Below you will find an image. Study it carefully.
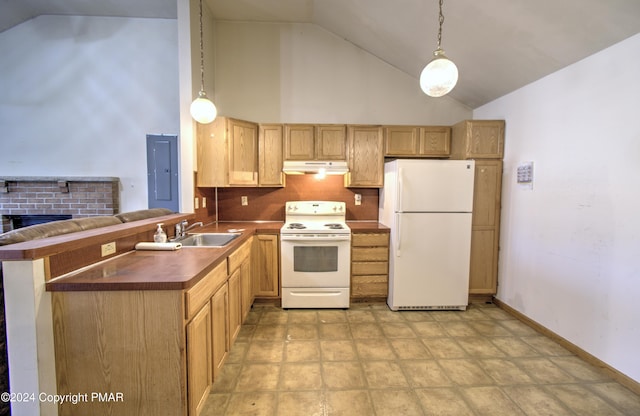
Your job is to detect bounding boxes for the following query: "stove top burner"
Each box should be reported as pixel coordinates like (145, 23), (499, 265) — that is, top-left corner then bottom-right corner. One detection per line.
(287, 223), (306, 229)
(324, 223), (344, 229)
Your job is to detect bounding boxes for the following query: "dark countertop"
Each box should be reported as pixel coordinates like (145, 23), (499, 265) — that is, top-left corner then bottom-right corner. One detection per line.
(348, 222), (390, 232)
(44, 221), (387, 292)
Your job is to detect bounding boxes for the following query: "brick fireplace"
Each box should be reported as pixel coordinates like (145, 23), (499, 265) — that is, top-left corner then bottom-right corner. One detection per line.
(0, 177), (120, 233)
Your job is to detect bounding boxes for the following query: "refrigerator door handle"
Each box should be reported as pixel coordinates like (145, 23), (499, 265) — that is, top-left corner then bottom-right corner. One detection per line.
(395, 213), (401, 256)
(397, 167), (404, 213)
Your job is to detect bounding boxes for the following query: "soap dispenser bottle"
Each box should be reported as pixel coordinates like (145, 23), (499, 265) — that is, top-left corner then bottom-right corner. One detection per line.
(154, 223), (167, 243)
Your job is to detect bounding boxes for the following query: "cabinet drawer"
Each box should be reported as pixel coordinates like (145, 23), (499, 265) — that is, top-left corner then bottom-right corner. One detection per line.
(185, 260), (227, 320)
(351, 261), (388, 275)
(352, 275), (388, 297)
(228, 237), (251, 273)
(352, 247), (389, 262)
(352, 233), (389, 247)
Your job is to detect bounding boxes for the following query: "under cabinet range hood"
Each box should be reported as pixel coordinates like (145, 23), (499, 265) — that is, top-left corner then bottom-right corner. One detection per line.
(282, 160), (349, 175)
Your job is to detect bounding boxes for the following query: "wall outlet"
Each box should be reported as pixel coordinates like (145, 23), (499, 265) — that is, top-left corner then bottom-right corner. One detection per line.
(101, 242), (116, 257)
(194, 197), (200, 209)
(241, 196), (248, 206)
(202, 197), (206, 208)
(354, 193), (362, 206)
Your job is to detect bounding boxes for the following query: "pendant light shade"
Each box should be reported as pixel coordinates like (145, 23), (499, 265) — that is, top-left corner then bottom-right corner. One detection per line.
(190, 91), (217, 124)
(419, 48), (458, 97)
(190, 0), (217, 124)
(420, 0), (458, 98)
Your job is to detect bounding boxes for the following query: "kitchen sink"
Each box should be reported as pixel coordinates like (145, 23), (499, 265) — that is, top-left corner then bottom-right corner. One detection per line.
(179, 233), (241, 247)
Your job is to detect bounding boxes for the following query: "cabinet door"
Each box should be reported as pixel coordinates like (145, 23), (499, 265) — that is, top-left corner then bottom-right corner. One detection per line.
(196, 117), (228, 187)
(284, 124), (315, 160)
(469, 160), (502, 295)
(316, 125), (346, 160)
(211, 283), (229, 379)
(259, 124), (285, 187)
(469, 229), (498, 294)
(228, 119), (258, 185)
(187, 303), (212, 416)
(252, 234), (280, 298)
(468, 121), (504, 159)
(451, 120), (505, 159)
(345, 125), (384, 188)
(472, 161), (502, 227)
(419, 127), (450, 156)
(384, 126), (419, 156)
(240, 257), (253, 322)
(228, 269), (242, 345)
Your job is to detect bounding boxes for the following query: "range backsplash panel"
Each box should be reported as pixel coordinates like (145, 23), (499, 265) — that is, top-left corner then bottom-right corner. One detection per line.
(198, 175), (378, 223)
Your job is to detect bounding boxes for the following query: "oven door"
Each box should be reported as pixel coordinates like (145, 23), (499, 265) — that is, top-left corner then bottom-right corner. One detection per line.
(280, 234), (351, 288)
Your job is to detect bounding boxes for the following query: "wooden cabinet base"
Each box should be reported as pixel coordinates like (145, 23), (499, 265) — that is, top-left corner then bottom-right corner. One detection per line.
(52, 291), (186, 416)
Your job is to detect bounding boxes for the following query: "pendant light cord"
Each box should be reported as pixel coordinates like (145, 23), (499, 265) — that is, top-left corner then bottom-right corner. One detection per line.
(437, 0), (444, 50)
(198, 0), (205, 92)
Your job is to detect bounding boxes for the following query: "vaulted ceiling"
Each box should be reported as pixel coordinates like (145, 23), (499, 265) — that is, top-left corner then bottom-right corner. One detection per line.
(2, 0), (639, 108)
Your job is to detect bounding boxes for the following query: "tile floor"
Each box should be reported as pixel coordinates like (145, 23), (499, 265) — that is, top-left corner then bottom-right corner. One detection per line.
(201, 302), (640, 415)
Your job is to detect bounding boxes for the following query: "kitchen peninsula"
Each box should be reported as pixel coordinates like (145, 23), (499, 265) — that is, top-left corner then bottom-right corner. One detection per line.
(0, 214), (272, 416)
(0, 214), (387, 415)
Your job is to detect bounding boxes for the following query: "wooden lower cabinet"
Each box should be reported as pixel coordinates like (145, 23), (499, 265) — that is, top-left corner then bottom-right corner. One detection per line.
(350, 232), (390, 300)
(240, 257), (253, 320)
(252, 234), (280, 298)
(52, 290), (187, 416)
(469, 160), (503, 295)
(228, 269), (242, 344)
(211, 283), (229, 379)
(187, 303), (212, 416)
(51, 239), (258, 416)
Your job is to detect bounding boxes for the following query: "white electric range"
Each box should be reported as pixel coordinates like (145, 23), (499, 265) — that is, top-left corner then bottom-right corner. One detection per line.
(280, 201), (351, 308)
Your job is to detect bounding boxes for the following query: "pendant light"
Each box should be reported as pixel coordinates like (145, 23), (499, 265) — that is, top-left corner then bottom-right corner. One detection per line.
(419, 0), (458, 97)
(190, 0), (217, 124)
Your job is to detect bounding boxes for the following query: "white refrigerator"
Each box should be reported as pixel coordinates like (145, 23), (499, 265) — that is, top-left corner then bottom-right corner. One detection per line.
(379, 159), (475, 310)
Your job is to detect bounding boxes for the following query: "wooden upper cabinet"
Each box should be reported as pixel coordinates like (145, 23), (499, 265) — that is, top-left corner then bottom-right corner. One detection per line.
(316, 125), (347, 160)
(196, 117), (228, 187)
(450, 120), (505, 159)
(196, 117), (258, 187)
(228, 119), (258, 186)
(284, 124), (315, 160)
(384, 126), (450, 157)
(258, 124), (285, 187)
(384, 126), (418, 156)
(345, 125), (384, 188)
(419, 127), (450, 156)
(284, 124), (346, 161)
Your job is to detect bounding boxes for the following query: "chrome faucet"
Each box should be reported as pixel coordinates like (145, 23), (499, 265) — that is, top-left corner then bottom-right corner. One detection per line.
(176, 221), (203, 238)
(173, 220), (203, 240)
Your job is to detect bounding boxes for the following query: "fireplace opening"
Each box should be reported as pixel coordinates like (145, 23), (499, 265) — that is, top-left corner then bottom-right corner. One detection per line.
(8, 214), (72, 230)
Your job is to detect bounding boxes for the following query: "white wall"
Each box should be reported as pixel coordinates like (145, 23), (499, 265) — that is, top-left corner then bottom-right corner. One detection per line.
(474, 33), (640, 382)
(0, 15), (180, 213)
(213, 21), (471, 125)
